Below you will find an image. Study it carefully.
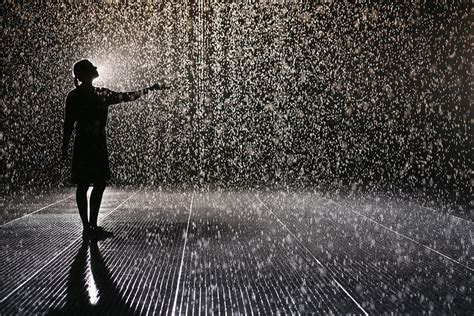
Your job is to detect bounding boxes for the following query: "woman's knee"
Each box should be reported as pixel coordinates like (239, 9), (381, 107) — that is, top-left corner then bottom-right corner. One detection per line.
(76, 184), (89, 194)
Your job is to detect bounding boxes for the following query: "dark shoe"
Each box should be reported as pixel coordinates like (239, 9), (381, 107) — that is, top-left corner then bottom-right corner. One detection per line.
(90, 226), (114, 240)
(82, 228), (92, 240)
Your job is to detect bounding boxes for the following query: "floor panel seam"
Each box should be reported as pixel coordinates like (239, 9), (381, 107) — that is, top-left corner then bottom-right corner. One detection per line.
(0, 190), (139, 304)
(326, 199), (473, 272)
(171, 191), (195, 316)
(2, 195), (74, 227)
(255, 194), (369, 316)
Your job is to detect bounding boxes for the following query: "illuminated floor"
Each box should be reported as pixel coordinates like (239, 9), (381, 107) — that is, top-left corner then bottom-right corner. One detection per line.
(1, 188), (472, 315)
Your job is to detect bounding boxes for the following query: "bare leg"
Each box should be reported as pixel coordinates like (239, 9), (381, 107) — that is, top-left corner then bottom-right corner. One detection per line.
(76, 184), (89, 230)
(89, 182), (106, 228)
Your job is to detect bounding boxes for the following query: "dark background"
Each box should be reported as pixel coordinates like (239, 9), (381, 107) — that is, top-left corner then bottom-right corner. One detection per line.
(2, 1), (471, 217)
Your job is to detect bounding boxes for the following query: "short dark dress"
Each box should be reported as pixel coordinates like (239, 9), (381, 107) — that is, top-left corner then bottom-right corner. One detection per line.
(64, 85), (124, 185)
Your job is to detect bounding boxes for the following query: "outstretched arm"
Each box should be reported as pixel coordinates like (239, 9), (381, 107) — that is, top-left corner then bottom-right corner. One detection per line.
(106, 83), (170, 105)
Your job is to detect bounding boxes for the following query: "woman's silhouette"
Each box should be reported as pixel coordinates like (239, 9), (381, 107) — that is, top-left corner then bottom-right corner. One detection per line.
(61, 59), (168, 240)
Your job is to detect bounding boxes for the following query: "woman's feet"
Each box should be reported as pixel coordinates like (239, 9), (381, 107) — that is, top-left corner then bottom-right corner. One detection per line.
(91, 226), (114, 239)
(82, 227), (91, 240)
(82, 226), (114, 240)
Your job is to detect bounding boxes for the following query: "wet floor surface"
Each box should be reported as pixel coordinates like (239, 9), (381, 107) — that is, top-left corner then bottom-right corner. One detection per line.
(1, 188), (472, 315)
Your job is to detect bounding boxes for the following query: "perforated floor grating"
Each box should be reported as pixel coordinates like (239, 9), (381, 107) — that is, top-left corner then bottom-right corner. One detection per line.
(1, 188), (472, 315)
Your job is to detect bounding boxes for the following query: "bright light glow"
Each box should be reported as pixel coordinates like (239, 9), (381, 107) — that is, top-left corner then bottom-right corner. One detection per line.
(90, 58), (115, 86)
(86, 251), (99, 306)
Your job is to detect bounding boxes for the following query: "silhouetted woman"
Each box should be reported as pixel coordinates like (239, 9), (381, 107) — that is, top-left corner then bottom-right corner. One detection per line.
(62, 59), (168, 239)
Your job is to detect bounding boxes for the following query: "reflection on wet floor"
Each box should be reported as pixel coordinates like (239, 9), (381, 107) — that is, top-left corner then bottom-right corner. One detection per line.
(1, 189), (472, 315)
(48, 240), (135, 316)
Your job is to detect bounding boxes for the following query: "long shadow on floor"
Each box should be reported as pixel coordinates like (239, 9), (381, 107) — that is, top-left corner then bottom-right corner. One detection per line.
(48, 240), (137, 316)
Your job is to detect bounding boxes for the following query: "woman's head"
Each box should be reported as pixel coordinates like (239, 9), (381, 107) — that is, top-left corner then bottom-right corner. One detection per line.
(73, 59), (99, 87)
